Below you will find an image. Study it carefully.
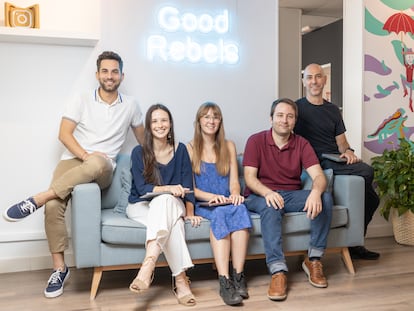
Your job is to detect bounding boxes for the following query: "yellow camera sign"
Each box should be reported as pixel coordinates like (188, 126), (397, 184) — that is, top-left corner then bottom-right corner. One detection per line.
(5, 2), (39, 28)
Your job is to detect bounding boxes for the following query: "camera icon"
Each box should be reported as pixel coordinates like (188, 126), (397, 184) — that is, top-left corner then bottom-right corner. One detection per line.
(5, 3), (40, 28)
(10, 9), (33, 28)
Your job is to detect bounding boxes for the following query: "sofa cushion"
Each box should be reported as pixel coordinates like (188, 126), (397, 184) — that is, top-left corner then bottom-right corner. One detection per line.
(102, 205), (348, 246)
(113, 168), (132, 214)
(101, 209), (214, 245)
(301, 168), (334, 193)
(102, 209), (147, 245)
(101, 154), (131, 209)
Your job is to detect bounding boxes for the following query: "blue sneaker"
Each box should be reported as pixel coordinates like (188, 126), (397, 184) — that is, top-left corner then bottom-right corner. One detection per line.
(44, 266), (70, 298)
(3, 197), (40, 222)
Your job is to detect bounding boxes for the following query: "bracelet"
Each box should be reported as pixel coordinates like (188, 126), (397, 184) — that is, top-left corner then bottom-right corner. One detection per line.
(346, 147), (355, 152)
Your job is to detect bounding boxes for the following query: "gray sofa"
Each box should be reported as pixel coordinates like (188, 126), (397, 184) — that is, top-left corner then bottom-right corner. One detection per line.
(71, 154), (364, 299)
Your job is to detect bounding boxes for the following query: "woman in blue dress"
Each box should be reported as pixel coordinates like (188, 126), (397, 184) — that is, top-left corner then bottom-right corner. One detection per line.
(187, 102), (252, 306)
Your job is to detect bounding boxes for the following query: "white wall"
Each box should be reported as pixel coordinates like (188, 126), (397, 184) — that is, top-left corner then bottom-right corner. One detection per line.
(0, 0), (278, 272)
(342, 0), (363, 156)
(279, 7), (302, 99)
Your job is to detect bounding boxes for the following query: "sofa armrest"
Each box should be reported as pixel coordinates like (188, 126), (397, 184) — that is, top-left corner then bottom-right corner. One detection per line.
(71, 182), (102, 268)
(333, 175), (365, 246)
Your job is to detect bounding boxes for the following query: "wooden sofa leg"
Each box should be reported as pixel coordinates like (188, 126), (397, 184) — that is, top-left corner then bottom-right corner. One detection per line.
(90, 267), (103, 300)
(341, 247), (355, 275)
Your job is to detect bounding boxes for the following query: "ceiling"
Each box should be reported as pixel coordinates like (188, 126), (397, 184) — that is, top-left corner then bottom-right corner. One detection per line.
(279, 0), (343, 31)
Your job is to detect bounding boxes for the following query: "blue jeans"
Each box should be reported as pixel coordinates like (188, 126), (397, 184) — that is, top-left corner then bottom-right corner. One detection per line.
(245, 190), (333, 274)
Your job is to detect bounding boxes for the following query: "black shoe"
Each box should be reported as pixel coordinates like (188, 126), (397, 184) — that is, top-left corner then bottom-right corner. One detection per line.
(349, 246), (380, 260)
(219, 275), (243, 305)
(232, 269), (249, 299)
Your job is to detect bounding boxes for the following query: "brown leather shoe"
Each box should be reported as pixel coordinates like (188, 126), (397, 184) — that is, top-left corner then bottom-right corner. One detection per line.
(302, 257), (328, 288)
(267, 272), (287, 301)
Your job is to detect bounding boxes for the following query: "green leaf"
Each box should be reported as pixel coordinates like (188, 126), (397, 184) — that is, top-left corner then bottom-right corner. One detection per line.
(373, 138), (414, 220)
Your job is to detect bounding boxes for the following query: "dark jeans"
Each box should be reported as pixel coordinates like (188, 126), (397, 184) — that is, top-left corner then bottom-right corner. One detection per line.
(245, 190), (333, 274)
(321, 159), (380, 236)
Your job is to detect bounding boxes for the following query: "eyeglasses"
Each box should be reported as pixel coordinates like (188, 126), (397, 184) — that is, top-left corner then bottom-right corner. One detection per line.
(202, 115), (221, 122)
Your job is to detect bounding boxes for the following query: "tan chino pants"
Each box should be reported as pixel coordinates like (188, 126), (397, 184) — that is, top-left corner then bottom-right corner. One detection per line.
(44, 155), (113, 253)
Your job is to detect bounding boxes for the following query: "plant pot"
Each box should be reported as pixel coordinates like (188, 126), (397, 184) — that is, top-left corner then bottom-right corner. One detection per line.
(391, 208), (414, 246)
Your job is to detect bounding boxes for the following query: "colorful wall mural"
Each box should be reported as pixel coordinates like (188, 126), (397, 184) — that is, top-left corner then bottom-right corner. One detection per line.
(364, 0), (414, 154)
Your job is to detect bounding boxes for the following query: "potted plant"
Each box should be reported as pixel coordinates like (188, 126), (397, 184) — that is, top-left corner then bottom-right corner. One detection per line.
(371, 137), (414, 245)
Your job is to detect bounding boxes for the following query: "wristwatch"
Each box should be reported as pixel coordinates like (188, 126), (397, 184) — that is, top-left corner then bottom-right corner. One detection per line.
(346, 147), (355, 152)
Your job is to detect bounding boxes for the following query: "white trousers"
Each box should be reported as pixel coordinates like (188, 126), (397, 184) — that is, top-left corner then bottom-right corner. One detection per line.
(126, 194), (194, 276)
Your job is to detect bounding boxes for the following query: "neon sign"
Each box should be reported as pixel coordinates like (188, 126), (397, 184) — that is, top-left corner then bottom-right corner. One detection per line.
(147, 6), (240, 65)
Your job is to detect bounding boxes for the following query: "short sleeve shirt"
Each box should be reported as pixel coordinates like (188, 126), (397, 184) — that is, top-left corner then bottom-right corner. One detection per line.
(242, 129), (319, 196)
(294, 97), (346, 158)
(61, 89), (143, 161)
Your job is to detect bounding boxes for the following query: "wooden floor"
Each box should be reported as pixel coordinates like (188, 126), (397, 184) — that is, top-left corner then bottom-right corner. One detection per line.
(1, 237), (413, 311)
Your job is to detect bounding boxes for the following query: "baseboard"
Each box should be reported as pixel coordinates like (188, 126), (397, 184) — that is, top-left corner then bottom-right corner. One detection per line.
(0, 237), (75, 274)
(0, 253), (75, 274)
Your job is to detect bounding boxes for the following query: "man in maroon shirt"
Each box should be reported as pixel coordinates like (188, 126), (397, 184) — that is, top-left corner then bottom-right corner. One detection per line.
(243, 98), (333, 301)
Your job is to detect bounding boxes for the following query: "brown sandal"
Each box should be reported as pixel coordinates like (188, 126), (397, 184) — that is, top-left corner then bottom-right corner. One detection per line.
(172, 274), (196, 306)
(129, 256), (156, 293)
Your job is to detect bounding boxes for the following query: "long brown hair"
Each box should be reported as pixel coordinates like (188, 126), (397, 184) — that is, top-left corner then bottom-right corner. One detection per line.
(192, 102), (229, 176)
(142, 104), (175, 184)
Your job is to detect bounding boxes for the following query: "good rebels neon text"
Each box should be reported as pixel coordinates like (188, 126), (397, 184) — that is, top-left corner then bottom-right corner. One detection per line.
(147, 6), (240, 65)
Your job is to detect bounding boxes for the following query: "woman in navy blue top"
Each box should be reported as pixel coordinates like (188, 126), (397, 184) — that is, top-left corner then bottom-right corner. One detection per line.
(126, 104), (202, 307)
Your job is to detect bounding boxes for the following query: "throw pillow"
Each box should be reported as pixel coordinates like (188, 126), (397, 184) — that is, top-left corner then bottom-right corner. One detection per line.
(301, 168), (334, 193)
(113, 168), (132, 214)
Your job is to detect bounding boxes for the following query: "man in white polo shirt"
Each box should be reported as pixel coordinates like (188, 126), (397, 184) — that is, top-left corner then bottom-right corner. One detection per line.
(3, 51), (145, 298)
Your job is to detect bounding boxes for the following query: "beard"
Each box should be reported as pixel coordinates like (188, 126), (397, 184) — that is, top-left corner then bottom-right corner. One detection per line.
(99, 79), (121, 92)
